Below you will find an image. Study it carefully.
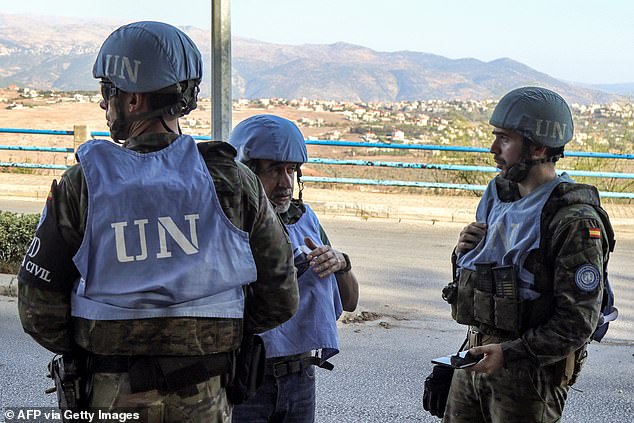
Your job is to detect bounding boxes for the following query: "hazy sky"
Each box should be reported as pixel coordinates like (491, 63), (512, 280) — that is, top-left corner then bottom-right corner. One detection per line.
(3, 0), (633, 84)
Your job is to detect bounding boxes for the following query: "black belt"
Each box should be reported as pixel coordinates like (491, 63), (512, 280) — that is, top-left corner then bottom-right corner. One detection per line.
(90, 353), (232, 394)
(265, 355), (334, 378)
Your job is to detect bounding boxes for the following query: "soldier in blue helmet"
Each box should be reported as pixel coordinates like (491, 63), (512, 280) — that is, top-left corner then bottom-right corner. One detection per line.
(18, 22), (298, 422)
(422, 87), (616, 422)
(229, 114), (359, 423)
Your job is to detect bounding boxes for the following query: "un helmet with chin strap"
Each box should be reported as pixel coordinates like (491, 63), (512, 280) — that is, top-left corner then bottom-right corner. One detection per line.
(489, 86), (574, 182)
(93, 21), (202, 141)
(229, 114), (308, 200)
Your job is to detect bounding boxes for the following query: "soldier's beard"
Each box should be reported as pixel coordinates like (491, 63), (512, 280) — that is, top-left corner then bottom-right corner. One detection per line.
(274, 201), (291, 214)
(271, 188), (292, 213)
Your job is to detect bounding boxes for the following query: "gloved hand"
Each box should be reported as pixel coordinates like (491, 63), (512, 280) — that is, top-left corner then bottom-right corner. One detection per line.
(422, 365), (454, 418)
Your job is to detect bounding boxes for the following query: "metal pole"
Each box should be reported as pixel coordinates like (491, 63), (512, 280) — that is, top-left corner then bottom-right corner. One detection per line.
(211, 0), (232, 141)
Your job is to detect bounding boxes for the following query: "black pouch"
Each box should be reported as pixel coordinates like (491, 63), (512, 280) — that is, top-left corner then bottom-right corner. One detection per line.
(422, 365), (454, 419)
(226, 334), (266, 405)
(454, 269), (478, 325)
(492, 265), (522, 333)
(474, 289), (494, 325)
(493, 296), (521, 333)
(472, 262), (495, 325)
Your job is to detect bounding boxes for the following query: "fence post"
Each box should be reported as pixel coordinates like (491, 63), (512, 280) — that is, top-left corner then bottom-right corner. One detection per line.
(73, 125), (90, 163)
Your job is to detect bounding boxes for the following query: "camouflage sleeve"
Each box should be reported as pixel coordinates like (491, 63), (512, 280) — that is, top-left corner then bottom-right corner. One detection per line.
(18, 285), (73, 353)
(502, 209), (605, 367)
(18, 174), (82, 353)
(242, 172), (299, 334)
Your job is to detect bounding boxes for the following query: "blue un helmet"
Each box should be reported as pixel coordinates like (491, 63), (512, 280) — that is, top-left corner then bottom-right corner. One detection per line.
(489, 86), (574, 181)
(229, 115), (308, 164)
(229, 114), (308, 200)
(93, 21), (203, 140)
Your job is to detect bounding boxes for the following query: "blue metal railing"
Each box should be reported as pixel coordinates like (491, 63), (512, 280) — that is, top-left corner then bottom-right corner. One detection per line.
(303, 139), (634, 160)
(0, 128), (74, 136)
(309, 158), (634, 180)
(2, 128), (634, 198)
(302, 177), (634, 198)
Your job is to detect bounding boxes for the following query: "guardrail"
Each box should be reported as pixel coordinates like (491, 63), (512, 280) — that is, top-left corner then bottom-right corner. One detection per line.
(2, 127), (634, 198)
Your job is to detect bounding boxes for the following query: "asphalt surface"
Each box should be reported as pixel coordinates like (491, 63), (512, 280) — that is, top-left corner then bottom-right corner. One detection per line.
(2, 216), (633, 422)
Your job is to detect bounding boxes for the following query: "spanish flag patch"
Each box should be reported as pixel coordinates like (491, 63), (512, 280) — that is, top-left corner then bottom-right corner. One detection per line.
(588, 227), (601, 239)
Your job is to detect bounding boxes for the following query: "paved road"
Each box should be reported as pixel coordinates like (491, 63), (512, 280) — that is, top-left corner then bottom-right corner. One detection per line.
(0, 197), (46, 214)
(1, 216), (633, 421)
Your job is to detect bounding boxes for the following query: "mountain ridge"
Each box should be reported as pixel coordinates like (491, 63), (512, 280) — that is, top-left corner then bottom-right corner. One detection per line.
(0, 13), (630, 104)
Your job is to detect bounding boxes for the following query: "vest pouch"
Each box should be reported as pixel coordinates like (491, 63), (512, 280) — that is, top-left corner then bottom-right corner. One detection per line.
(454, 269), (478, 325)
(473, 289), (494, 326)
(493, 296), (522, 333)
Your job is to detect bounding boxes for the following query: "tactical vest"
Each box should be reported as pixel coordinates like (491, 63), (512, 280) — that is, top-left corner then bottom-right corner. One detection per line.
(457, 174), (572, 300)
(71, 136), (257, 320)
(451, 174), (615, 340)
(259, 204), (343, 362)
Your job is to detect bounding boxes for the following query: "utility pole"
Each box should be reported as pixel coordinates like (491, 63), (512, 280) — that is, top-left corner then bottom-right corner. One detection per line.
(211, 0), (232, 141)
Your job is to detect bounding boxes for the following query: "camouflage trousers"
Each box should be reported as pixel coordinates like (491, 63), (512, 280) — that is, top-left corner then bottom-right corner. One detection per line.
(443, 365), (568, 423)
(88, 372), (231, 423)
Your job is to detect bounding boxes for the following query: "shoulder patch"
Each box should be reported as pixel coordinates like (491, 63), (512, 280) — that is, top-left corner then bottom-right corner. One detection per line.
(588, 227), (601, 239)
(575, 264), (601, 292)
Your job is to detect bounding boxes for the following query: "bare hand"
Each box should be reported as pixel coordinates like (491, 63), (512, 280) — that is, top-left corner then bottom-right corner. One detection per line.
(304, 236), (346, 278)
(468, 344), (504, 374)
(456, 222), (487, 255)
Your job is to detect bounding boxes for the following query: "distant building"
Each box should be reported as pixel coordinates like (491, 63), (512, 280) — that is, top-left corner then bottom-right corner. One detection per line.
(361, 132), (378, 143)
(392, 129), (405, 141)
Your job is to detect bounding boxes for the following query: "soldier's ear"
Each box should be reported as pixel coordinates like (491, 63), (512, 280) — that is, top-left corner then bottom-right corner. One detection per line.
(531, 144), (549, 159)
(127, 92), (150, 113)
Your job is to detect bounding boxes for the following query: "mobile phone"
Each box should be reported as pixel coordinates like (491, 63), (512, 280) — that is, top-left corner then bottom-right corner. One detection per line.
(294, 245), (313, 277)
(431, 351), (483, 369)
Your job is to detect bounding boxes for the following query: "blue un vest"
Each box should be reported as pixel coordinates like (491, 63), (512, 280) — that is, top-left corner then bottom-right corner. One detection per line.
(457, 174), (573, 300)
(71, 136), (257, 320)
(259, 204), (343, 361)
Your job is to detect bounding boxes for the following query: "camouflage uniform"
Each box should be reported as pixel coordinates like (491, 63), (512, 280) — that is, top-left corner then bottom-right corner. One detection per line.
(444, 176), (614, 423)
(18, 133), (299, 421)
(89, 373), (230, 423)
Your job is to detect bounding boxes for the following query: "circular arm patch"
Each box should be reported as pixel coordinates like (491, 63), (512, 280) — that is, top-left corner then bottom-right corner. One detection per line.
(575, 264), (601, 292)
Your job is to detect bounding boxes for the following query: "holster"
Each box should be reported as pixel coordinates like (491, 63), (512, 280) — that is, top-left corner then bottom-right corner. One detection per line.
(554, 345), (588, 387)
(46, 354), (88, 421)
(225, 334), (266, 405)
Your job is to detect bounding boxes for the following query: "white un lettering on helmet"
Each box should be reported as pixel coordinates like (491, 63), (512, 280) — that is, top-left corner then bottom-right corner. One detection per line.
(535, 119), (568, 141)
(104, 55), (142, 84)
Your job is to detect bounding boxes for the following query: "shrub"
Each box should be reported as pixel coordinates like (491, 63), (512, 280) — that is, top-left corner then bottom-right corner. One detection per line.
(0, 211), (40, 274)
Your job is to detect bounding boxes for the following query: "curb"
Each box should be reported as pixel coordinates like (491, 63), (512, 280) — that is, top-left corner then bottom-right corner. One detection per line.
(306, 200), (474, 224)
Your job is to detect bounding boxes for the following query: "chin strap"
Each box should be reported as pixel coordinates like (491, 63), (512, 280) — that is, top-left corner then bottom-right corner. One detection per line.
(297, 167), (304, 203)
(503, 140), (562, 182)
